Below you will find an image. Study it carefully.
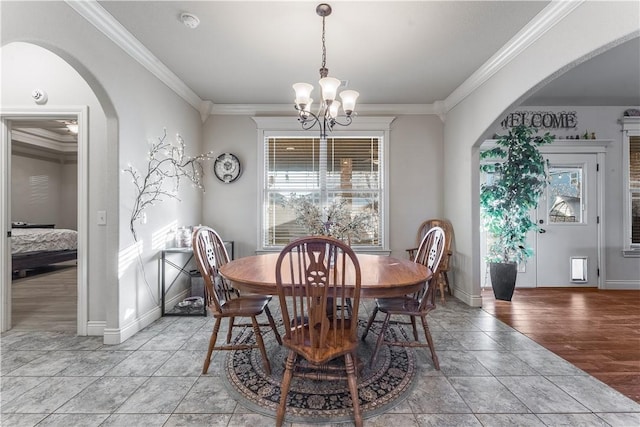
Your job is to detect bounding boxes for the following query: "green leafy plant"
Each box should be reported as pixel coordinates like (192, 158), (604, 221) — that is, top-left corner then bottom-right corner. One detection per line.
(480, 124), (554, 264)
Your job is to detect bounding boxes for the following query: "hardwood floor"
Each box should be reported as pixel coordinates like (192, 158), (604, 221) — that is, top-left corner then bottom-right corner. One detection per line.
(11, 264), (77, 333)
(482, 287), (640, 404)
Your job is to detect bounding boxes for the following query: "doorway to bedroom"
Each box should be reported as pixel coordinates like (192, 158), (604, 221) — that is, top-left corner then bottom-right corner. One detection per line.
(11, 117), (78, 332)
(4, 114), (83, 333)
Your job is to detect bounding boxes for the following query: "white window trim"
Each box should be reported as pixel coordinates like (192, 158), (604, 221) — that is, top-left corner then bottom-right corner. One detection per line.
(622, 117), (640, 255)
(252, 116), (394, 253)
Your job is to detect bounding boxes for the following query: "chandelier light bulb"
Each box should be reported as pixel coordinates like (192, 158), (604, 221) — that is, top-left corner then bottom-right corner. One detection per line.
(329, 100), (341, 119)
(340, 90), (359, 116)
(319, 76), (341, 102)
(293, 82), (314, 108)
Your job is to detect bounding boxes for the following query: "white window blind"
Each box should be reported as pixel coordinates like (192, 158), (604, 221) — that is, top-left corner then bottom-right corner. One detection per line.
(630, 135), (640, 245)
(263, 136), (382, 248)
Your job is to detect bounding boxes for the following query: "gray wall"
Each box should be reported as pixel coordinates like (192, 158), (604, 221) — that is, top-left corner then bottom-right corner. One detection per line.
(11, 153), (77, 230)
(484, 106), (640, 287)
(443, 1), (640, 306)
(2, 0), (637, 343)
(200, 114), (445, 260)
(2, 1), (204, 342)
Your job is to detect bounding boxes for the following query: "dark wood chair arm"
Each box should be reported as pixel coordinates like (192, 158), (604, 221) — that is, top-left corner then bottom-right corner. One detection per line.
(406, 247), (419, 261)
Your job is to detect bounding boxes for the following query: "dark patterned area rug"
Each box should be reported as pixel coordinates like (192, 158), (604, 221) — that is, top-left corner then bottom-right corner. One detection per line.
(222, 320), (416, 424)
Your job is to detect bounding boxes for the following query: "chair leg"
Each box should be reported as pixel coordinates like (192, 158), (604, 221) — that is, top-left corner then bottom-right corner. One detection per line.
(203, 317), (221, 374)
(276, 350), (297, 427)
(444, 271), (451, 295)
(370, 312), (391, 368)
(251, 315), (271, 375)
(226, 317), (235, 344)
(410, 315), (419, 340)
(264, 305), (282, 345)
(420, 315), (440, 370)
(344, 352), (363, 427)
(438, 272), (446, 304)
(346, 297), (353, 318)
(361, 306), (378, 341)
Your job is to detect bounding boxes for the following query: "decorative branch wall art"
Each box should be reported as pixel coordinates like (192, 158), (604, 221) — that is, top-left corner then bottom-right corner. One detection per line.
(123, 129), (214, 241)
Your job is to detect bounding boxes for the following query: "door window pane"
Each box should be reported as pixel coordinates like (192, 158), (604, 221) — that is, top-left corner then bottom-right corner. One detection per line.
(548, 167), (582, 223)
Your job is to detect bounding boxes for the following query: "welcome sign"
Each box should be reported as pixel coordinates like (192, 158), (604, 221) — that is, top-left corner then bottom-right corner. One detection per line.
(501, 111), (577, 129)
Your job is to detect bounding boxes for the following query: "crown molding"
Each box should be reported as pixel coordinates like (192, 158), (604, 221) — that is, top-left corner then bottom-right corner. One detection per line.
(252, 116), (396, 132)
(65, 0), (202, 111)
(67, 0), (580, 120)
(12, 127), (76, 143)
(12, 144), (77, 164)
(211, 103), (435, 116)
(444, 0), (583, 112)
(12, 129), (78, 153)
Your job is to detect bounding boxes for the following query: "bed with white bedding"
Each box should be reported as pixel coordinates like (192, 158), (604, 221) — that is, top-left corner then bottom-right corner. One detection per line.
(12, 228), (78, 271)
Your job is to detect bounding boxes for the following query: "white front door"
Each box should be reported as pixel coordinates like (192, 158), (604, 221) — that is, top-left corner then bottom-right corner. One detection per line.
(534, 153), (599, 286)
(482, 151), (601, 289)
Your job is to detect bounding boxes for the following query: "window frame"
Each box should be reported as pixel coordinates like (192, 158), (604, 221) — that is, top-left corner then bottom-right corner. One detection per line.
(622, 117), (640, 253)
(253, 117), (393, 253)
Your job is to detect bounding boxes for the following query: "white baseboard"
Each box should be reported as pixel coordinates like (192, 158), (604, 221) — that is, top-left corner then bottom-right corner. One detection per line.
(451, 287), (483, 307)
(102, 290), (189, 345)
(603, 280), (640, 290)
(103, 306), (161, 345)
(86, 321), (106, 336)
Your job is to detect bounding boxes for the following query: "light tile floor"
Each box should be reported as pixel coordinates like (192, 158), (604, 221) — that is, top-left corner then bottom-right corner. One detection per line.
(2, 298), (640, 426)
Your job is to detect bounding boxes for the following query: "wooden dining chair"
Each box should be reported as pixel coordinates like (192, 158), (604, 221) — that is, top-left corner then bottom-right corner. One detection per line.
(406, 218), (453, 303)
(275, 236), (363, 427)
(192, 226), (282, 375)
(363, 226), (446, 369)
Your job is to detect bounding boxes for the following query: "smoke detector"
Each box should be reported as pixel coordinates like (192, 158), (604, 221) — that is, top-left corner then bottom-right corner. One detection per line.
(180, 12), (200, 29)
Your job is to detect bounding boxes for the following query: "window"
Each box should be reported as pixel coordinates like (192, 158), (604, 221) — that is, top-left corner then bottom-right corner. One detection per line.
(622, 117), (640, 251)
(254, 117), (393, 252)
(262, 136), (383, 249)
(628, 135), (640, 246)
(547, 167), (582, 224)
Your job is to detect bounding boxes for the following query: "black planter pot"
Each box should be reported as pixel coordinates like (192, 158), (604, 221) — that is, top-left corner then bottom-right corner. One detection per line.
(489, 262), (517, 301)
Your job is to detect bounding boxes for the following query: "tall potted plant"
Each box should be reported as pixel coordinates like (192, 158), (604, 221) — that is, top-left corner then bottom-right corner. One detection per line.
(480, 124), (554, 300)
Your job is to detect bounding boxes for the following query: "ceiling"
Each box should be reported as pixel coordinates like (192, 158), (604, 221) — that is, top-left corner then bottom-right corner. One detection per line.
(8, 0), (640, 153)
(92, 1), (637, 109)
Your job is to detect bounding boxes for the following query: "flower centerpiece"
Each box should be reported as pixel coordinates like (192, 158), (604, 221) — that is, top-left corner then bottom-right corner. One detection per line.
(287, 195), (373, 243)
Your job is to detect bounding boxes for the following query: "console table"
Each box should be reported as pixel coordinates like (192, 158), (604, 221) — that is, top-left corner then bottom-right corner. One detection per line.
(160, 241), (234, 316)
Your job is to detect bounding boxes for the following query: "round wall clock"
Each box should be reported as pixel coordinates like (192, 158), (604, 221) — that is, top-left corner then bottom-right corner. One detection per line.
(213, 152), (241, 183)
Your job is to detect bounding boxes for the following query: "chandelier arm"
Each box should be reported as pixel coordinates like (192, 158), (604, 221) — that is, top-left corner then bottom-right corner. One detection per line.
(330, 115), (354, 128)
(295, 109), (321, 130)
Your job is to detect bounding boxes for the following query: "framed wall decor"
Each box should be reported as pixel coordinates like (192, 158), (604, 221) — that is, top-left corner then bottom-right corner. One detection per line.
(213, 152), (241, 183)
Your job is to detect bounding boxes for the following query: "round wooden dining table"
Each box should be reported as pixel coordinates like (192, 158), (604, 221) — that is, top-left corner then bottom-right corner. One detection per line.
(219, 253), (431, 298)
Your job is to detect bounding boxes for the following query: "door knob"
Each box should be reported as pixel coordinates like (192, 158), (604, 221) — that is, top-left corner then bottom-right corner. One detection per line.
(539, 228), (546, 234)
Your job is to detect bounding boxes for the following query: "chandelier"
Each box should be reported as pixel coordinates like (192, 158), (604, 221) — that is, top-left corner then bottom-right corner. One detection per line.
(293, 3), (359, 139)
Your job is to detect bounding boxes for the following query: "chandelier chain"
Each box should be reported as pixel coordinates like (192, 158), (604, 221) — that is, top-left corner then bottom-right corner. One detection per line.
(321, 16), (326, 69)
(321, 15), (327, 76)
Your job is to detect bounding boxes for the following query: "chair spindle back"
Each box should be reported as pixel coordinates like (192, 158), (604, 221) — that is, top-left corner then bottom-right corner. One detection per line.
(276, 236), (361, 360)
